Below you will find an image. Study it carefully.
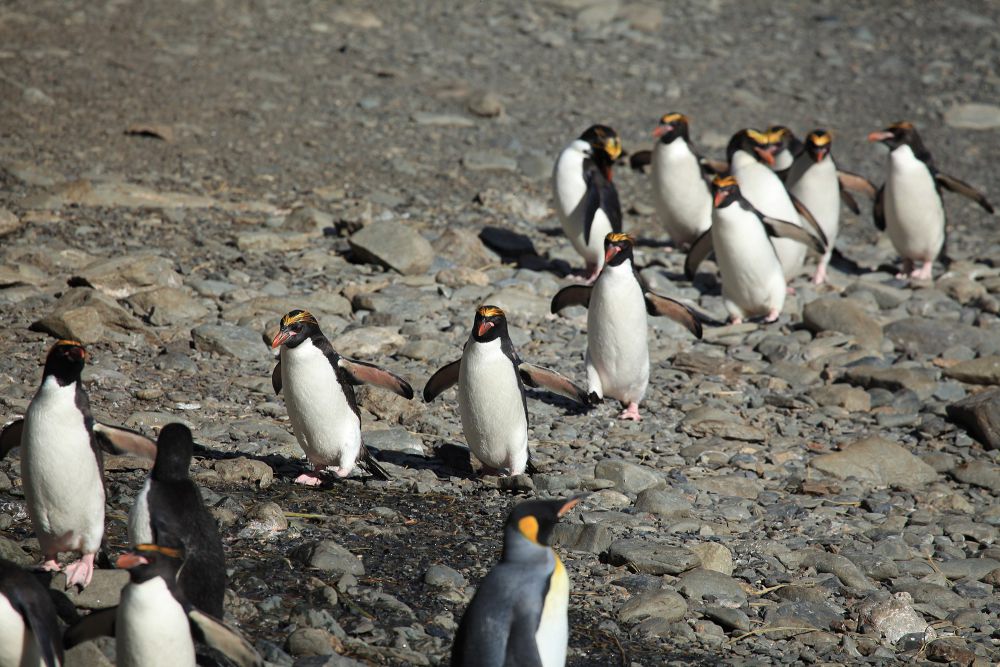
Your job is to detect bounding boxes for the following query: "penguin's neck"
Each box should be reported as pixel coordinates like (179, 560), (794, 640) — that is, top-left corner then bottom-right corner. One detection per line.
(502, 532), (555, 567)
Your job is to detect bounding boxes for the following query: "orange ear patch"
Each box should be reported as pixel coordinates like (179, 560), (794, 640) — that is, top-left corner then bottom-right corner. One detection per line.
(809, 131), (832, 147)
(606, 232), (633, 244)
(517, 516), (540, 543)
(713, 175), (738, 188)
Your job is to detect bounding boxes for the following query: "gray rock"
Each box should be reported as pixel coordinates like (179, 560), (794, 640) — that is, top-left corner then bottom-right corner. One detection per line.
(299, 540), (365, 576)
(691, 475), (762, 500)
(283, 206), (334, 234)
(809, 384), (871, 412)
(704, 605), (751, 632)
(677, 568), (746, 603)
(606, 539), (700, 575)
(411, 112), (476, 127)
(617, 588), (687, 624)
(952, 463), (1000, 493)
(936, 558), (1000, 581)
(552, 523), (613, 554)
(885, 317), (991, 356)
(842, 366), (938, 400)
(64, 642), (114, 667)
(192, 324), (262, 360)
(765, 601), (841, 633)
(858, 592), (930, 644)
(688, 543), (734, 576)
(845, 280), (910, 309)
(287, 627), (336, 656)
(31, 288), (154, 344)
(483, 286), (550, 319)
(0, 537), (33, 566)
(947, 387), (1000, 450)
(943, 356), (1000, 385)
(53, 570), (129, 609)
(424, 564), (466, 588)
(0, 208), (23, 236)
(363, 428), (424, 455)
(349, 220), (434, 275)
(802, 297), (883, 349)
(680, 407), (767, 442)
(74, 253), (182, 298)
(803, 552), (876, 591)
(127, 287), (211, 326)
(594, 460), (663, 494)
(213, 457), (274, 489)
(432, 228), (497, 270)
(466, 91), (504, 118)
(811, 436), (937, 488)
(944, 102), (1000, 130)
(462, 150), (518, 172)
(634, 488), (692, 518)
(331, 326), (405, 357)
(237, 231), (312, 252)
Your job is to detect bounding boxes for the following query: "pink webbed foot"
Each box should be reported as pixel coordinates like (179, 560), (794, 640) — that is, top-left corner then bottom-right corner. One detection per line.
(294, 472), (323, 486)
(64, 553), (96, 589)
(330, 466), (352, 479)
(812, 263), (828, 285)
(728, 316), (743, 325)
(41, 558), (61, 572)
(910, 261), (933, 281)
(764, 308), (781, 323)
(618, 403), (642, 421)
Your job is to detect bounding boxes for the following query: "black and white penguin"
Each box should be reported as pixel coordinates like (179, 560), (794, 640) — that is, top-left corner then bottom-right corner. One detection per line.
(69, 545), (262, 667)
(868, 121), (994, 281)
(552, 124), (623, 283)
(765, 125), (803, 174)
(686, 176), (826, 324)
(0, 559), (63, 667)
(648, 112), (713, 249)
(451, 496), (584, 667)
(551, 233), (703, 421)
(785, 130), (843, 285)
(270, 309), (414, 485)
(424, 306), (591, 475)
(127, 423), (225, 618)
(727, 129), (826, 282)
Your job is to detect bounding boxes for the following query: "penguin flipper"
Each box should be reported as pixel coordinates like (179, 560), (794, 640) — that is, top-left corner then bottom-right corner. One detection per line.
(873, 185), (886, 231)
(788, 193), (829, 248)
(338, 358), (415, 399)
(629, 149), (651, 173)
(1, 567), (64, 667)
(423, 359), (461, 402)
(271, 362), (282, 394)
(837, 169), (877, 198)
(550, 285), (591, 313)
(839, 186), (861, 215)
(0, 417), (23, 459)
(359, 445), (392, 481)
(760, 216), (826, 254)
(517, 362), (592, 406)
(699, 156), (729, 176)
(93, 423), (157, 459)
(64, 606), (117, 647)
(643, 293), (704, 339)
(186, 607), (264, 667)
(684, 229), (714, 281)
(936, 173), (995, 213)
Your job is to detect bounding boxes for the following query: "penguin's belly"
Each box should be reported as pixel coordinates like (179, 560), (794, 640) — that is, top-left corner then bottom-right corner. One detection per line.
(790, 162), (840, 254)
(734, 161), (806, 279)
(713, 215), (786, 318)
(587, 272), (649, 403)
(21, 380), (104, 555)
(885, 161), (944, 260)
(0, 595), (41, 667)
(651, 143), (712, 245)
(534, 556), (569, 667)
(117, 579), (196, 667)
(553, 150), (604, 265)
(127, 477), (153, 545)
(282, 349), (361, 468)
(457, 343), (527, 471)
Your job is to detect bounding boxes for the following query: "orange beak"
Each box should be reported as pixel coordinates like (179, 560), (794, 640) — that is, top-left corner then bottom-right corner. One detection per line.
(476, 321), (494, 337)
(271, 329), (292, 349)
(604, 245), (620, 264)
(815, 148), (828, 161)
(714, 189), (728, 208)
(116, 552), (149, 569)
(652, 124), (673, 138)
(754, 146), (776, 166)
(868, 130), (893, 142)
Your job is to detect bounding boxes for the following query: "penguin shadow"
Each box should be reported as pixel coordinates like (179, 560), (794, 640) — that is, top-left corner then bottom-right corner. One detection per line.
(479, 225), (575, 279)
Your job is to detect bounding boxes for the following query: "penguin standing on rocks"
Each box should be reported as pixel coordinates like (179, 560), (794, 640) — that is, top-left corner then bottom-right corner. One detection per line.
(451, 496), (584, 667)
(424, 306), (591, 476)
(127, 423), (226, 618)
(868, 121), (994, 281)
(727, 129), (827, 282)
(552, 124), (623, 283)
(0, 559), (63, 667)
(551, 233), (703, 421)
(686, 176), (826, 324)
(271, 310), (415, 485)
(647, 113), (714, 249)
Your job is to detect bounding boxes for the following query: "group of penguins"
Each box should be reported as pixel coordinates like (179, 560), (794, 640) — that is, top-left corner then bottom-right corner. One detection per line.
(0, 114), (995, 667)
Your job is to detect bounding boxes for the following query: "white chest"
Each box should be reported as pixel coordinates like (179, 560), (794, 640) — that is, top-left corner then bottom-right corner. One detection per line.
(0, 595), (41, 667)
(117, 578), (196, 667)
(651, 140), (712, 242)
(588, 264), (649, 377)
(127, 477), (153, 545)
(884, 147), (945, 257)
(712, 205), (786, 315)
(789, 157), (840, 240)
(731, 153), (799, 220)
(552, 142), (587, 221)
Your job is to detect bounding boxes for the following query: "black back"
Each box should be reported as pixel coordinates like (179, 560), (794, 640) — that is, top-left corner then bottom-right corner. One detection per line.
(0, 559), (63, 667)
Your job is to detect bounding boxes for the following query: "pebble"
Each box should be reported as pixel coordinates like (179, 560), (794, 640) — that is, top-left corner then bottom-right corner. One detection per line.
(298, 540), (365, 577)
(944, 102), (1000, 130)
(606, 539), (700, 575)
(593, 460), (663, 495)
(811, 436), (937, 489)
(617, 588), (687, 625)
(192, 323), (263, 360)
(349, 221), (435, 275)
(802, 297), (883, 349)
(947, 388), (1000, 450)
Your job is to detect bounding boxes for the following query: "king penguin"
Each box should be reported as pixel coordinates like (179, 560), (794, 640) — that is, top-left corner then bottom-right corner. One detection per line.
(451, 496), (584, 667)
(0, 559), (63, 667)
(686, 176), (826, 324)
(868, 121), (994, 281)
(424, 306), (591, 476)
(127, 423), (226, 618)
(552, 124), (623, 283)
(271, 309), (415, 485)
(551, 233), (703, 421)
(648, 112), (713, 249)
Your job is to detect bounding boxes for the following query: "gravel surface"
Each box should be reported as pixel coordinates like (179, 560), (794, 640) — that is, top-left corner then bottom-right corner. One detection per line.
(2, 1), (1000, 666)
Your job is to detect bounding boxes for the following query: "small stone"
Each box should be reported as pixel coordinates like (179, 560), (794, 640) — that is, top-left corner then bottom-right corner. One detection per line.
(424, 564), (466, 588)
(811, 436), (937, 488)
(53, 570), (130, 609)
(331, 326), (405, 357)
(213, 457), (274, 489)
(688, 543), (734, 576)
(236, 231), (312, 252)
(677, 568), (746, 603)
(594, 460), (663, 494)
(947, 387), (1000, 450)
(349, 220), (435, 275)
(803, 552), (876, 591)
(809, 384), (871, 412)
(680, 407), (767, 442)
(943, 356), (1000, 385)
(412, 112), (476, 128)
(466, 91), (504, 118)
(951, 463), (1000, 494)
(64, 642), (114, 667)
(287, 627), (338, 657)
(0, 208), (23, 236)
(803, 297), (883, 349)
(885, 317), (990, 356)
(0, 537), (32, 566)
(363, 428), (424, 455)
(858, 592), (931, 644)
(606, 539), (700, 575)
(462, 150), (518, 172)
(127, 287), (211, 326)
(31, 288), (152, 344)
(634, 488), (692, 518)
(617, 588), (687, 625)
(192, 324), (262, 360)
(74, 253), (182, 298)
(298, 540), (365, 576)
(935, 558), (1000, 581)
(944, 102), (1000, 130)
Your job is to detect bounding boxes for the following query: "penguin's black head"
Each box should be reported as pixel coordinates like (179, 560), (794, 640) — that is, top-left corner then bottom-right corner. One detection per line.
(272, 309), (321, 349)
(867, 121), (922, 151)
(505, 496), (586, 552)
(603, 232), (635, 267)
(153, 423), (194, 483)
(804, 130), (832, 162)
(579, 124), (623, 178)
(117, 544), (184, 585)
(766, 125), (799, 153)
(43, 340), (86, 386)
(652, 112), (690, 143)
(711, 175), (741, 209)
(471, 305), (508, 343)
(726, 128), (773, 166)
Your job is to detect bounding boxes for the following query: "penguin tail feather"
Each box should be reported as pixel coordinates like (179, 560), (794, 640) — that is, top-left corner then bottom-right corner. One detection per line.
(361, 446), (392, 481)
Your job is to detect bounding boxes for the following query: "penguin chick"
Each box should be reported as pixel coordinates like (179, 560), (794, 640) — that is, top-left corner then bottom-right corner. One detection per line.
(424, 306), (591, 476)
(552, 124), (623, 283)
(551, 233), (703, 421)
(648, 113), (714, 249)
(127, 423), (226, 618)
(451, 496), (585, 667)
(868, 121), (994, 281)
(271, 310), (414, 485)
(686, 176), (826, 324)
(0, 559), (63, 667)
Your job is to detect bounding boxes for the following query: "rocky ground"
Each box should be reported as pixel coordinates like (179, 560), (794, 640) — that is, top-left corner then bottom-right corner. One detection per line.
(2, 0), (1000, 665)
